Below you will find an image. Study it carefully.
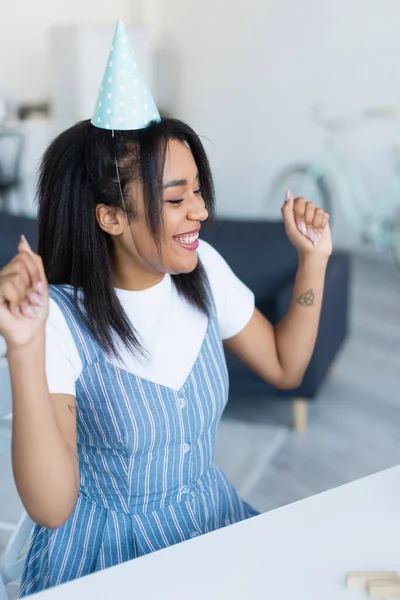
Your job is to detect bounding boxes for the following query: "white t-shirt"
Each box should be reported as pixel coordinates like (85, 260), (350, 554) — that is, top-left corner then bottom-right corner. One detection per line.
(45, 240), (255, 395)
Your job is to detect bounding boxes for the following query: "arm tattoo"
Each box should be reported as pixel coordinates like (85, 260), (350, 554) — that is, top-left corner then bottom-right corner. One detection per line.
(68, 404), (76, 414)
(296, 289), (315, 307)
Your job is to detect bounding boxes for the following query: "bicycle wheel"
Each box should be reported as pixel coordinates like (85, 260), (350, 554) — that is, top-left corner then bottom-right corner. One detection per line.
(267, 163), (333, 222)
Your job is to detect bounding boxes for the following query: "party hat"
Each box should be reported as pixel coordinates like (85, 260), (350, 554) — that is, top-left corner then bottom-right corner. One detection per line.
(91, 19), (160, 131)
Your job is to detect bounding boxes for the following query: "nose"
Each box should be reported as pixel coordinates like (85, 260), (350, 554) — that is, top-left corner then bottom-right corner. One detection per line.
(187, 195), (209, 222)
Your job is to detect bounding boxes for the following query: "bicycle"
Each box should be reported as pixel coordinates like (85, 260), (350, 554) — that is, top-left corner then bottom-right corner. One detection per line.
(267, 104), (400, 268)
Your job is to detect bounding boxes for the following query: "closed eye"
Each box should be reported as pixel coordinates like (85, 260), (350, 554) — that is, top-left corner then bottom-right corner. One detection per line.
(165, 190), (202, 205)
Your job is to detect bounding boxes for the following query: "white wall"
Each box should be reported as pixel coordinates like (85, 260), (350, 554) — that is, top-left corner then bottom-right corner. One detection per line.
(154, 0), (400, 246)
(0, 1), (151, 217)
(2, 0), (400, 245)
(0, 0), (142, 104)
(49, 25), (156, 133)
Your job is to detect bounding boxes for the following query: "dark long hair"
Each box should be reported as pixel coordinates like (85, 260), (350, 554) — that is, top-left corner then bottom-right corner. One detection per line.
(37, 118), (215, 359)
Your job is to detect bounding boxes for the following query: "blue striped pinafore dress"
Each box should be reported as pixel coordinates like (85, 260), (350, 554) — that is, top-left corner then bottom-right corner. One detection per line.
(19, 284), (258, 597)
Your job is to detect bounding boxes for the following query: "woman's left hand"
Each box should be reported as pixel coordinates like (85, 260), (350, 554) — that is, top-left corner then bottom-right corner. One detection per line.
(281, 189), (332, 259)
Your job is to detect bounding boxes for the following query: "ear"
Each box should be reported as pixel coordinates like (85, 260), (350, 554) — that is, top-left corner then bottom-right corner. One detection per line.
(96, 204), (125, 236)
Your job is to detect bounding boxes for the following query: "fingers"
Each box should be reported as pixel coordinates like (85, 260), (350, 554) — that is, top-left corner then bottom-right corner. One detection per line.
(281, 190), (299, 237)
(18, 235), (47, 293)
(19, 297), (37, 319)
(0, 275), (41, 317)
(0, 278), (24, 315)
(3, 253), (41, 301)
(321, 212), (330, 229)
(291, 196), (330, 245)
(14, 253), (41, 291)
(312, 208), (326, 232)
(0, 236), (47, 318)
(304, 202), (316, 228)
(292, 197), (307, 235)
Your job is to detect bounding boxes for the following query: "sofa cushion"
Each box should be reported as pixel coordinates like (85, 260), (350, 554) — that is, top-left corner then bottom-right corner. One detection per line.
(226, 252), (351, 399)
(201, 220), (298, 300)
(0, 213), (37, 269)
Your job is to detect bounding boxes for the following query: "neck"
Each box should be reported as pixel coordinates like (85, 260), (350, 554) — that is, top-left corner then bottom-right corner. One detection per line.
(112, 258), (165, 291)
(113, 266), (165, 291)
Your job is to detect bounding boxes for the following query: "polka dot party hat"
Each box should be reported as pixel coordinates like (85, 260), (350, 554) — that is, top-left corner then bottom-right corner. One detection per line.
(91, 19), (161, 131)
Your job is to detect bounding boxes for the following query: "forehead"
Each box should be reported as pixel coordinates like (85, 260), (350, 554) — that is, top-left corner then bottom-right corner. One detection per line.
(163, 139), (197, 180)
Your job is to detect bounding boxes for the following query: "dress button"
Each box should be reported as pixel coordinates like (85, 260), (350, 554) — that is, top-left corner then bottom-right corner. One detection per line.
(190, 531), (199, 538)
(181, 485), (189, 494)
(176, 397), (187, 409)
(183, 443), (191, 454)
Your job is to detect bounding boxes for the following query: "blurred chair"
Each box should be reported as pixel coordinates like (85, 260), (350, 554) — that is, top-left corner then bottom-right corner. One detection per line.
(0, 131), (24, 213)
(0, 358), (33, 600)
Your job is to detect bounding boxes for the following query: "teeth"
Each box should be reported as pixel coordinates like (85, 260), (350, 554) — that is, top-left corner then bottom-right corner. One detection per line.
(175, 232), (199, 244)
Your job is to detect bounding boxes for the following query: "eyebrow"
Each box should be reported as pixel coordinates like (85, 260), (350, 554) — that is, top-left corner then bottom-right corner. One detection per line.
(162, 172), (199, 190)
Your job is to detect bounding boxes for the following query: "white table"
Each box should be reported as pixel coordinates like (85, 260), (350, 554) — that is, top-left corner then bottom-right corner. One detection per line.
(34, 465), (400, 599)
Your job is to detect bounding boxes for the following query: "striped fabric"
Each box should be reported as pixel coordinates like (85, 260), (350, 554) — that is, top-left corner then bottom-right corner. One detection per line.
(19, 285), (258, 597)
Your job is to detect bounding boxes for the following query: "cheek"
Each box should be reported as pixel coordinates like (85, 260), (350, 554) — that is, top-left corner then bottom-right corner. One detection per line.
(132, 210), (192, 268)
(130, 222), (159, 258)
(162, 211), (182, 245)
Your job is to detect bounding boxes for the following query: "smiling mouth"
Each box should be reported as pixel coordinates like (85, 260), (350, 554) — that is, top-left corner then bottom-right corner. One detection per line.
(173, 229), (200, 250)
(174, 231), (199, 244)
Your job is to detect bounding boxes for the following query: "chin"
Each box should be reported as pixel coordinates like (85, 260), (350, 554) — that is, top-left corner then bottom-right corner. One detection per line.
(169, 255), (199, 275)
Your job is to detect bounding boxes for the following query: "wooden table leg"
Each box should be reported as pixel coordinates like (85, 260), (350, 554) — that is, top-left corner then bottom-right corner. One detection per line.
(292, 398), (308, 432)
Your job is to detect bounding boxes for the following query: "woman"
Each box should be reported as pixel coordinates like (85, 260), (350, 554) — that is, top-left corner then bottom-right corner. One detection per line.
(0, 117), (331, 596)
(0, 23), (331, 597)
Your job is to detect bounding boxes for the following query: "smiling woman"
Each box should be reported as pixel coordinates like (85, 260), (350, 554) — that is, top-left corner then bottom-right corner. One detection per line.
(37, 119), (215, 360)
(0, 19), (331, 599)
(95, 136), (210, 288)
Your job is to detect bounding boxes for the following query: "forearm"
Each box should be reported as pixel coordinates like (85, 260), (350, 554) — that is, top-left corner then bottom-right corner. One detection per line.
(9, 335), (78, 528)
(274, 255), (328, 386)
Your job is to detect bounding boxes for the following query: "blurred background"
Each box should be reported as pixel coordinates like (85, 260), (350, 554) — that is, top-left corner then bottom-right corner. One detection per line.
(1, 0), (400, 595)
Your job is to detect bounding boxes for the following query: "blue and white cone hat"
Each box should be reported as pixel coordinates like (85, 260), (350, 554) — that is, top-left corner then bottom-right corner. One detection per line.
(91, 19), (161, 131)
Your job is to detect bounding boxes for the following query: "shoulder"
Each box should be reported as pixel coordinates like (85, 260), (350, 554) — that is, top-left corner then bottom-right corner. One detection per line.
(197, 238), (223, 261)
(45, 293), (82, 394)
(197, 239), (231, 276)
(197, 238), (247, 293)
(47, 295), (76, 355)
(197, 239), (255, 340)
(48, 283), (75, 305)
(47, 285), (77, 332)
